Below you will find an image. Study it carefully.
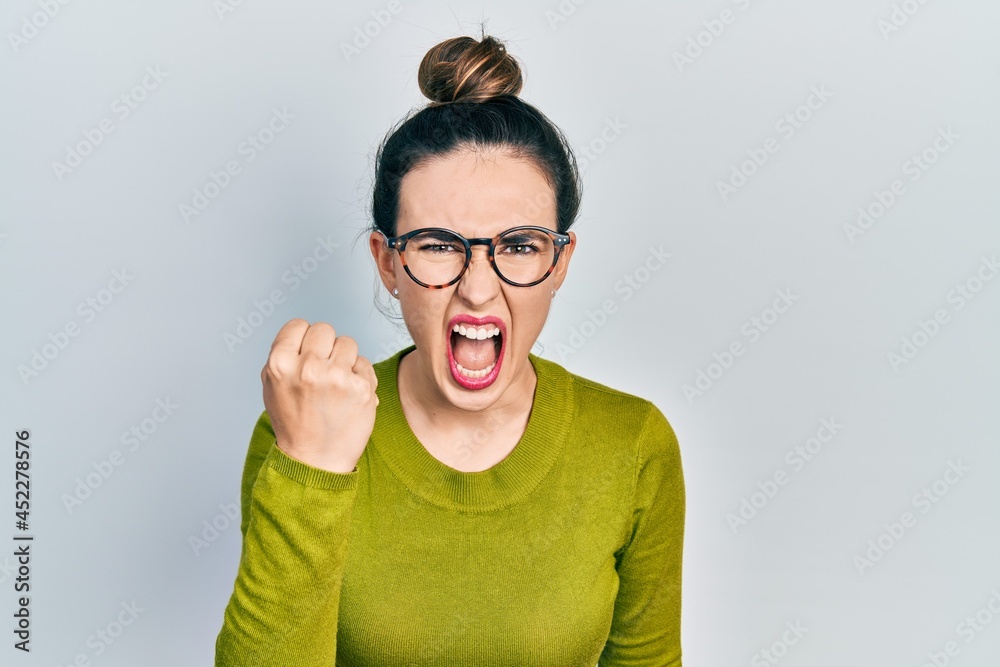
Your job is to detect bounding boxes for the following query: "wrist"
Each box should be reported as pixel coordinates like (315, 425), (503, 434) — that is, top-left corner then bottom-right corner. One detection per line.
(276, 441), (358, 474)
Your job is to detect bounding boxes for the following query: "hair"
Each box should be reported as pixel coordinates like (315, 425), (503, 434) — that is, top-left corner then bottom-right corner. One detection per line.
(360, 28), (583, 325)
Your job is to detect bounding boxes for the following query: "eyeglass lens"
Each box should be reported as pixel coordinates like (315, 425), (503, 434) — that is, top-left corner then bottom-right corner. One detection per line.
(404, 229), (556, 286)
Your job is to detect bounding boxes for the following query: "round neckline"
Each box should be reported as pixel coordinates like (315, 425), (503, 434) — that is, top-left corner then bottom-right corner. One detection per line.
(371, 343), (573, 513)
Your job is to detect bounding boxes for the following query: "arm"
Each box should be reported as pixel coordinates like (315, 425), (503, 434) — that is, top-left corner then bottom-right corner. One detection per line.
(599, 403), (686, 666)
(215, 410), (359, 666)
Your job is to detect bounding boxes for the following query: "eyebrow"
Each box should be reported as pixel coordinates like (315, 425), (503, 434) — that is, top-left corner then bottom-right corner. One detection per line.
(415, 230), (462, 242)
(498, 231), (537, 243)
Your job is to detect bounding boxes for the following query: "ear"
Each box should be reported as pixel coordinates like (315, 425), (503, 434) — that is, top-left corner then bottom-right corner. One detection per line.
(550, 231), (576, 292)
(370, 231), (398, 293)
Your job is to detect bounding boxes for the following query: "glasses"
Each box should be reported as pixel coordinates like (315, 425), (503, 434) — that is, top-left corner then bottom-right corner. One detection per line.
(384, 225), (572, 289)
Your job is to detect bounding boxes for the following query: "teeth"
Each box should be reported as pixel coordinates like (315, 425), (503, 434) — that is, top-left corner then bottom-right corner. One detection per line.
(452, 324), (501, 340)
(456, 360), (496, 379)
(450, 323), (502, 379)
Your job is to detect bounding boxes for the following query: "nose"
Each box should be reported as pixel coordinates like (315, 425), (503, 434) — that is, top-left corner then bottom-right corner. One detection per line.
(456, 245), (501, 302)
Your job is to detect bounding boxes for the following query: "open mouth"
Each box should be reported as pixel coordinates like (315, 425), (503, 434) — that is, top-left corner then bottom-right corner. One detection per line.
(449, 327), (502, 380)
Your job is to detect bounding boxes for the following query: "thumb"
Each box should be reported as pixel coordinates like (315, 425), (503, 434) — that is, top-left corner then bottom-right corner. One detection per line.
(353, 355), (378, 397)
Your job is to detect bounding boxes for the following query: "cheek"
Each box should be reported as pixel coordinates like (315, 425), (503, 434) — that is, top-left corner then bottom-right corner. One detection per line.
(511, 297), (549, 332)
(402, 298), (445, 338)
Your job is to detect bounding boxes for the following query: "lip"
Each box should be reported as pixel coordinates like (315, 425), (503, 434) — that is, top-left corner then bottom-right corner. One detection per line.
(446, 314), (506, 390)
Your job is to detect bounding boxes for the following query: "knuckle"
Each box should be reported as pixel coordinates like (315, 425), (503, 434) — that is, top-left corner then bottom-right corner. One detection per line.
(298, 360), (331, 387)
(352, 374), (374, 399)
(265, 354), (293, 379)
(312, 321), (337, 336)
(280, 318), (309, 335)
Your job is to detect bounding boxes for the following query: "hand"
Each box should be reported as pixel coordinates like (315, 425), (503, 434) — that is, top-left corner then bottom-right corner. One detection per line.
(261, 319), (378, 473)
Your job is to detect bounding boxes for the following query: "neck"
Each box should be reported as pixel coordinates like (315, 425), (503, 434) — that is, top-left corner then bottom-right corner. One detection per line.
(398, 346), (537, 435)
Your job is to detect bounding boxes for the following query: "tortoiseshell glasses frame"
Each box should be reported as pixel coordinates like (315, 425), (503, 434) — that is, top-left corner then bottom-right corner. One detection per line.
(383, 225), (572, 289)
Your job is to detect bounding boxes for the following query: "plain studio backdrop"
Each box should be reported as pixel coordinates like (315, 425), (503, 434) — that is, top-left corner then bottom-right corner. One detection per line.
(2, 1), (999, 665)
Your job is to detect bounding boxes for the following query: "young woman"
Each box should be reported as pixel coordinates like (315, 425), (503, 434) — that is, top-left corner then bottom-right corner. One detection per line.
(215, 31), (685, 666)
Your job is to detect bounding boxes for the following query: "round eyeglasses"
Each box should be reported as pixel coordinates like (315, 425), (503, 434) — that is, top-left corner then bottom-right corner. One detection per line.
(383, 226), (572, 289)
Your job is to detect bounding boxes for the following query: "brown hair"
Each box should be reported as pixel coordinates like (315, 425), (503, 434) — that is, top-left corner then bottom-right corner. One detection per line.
(417, 35), (523, 104)
(363, 27), (582, 322)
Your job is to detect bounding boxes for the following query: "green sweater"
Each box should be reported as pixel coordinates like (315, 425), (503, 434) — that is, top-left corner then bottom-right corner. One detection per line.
(215, 344), (685, 666)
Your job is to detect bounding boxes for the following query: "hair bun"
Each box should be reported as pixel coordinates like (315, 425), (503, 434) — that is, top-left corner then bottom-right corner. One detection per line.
(418, 35), (523, 105)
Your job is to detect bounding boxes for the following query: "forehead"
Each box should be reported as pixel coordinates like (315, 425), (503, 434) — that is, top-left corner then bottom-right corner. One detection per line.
(397, 146), (556, 237)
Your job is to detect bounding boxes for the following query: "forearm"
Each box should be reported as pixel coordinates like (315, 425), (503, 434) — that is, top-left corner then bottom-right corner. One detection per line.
(215, 443), (358, 666)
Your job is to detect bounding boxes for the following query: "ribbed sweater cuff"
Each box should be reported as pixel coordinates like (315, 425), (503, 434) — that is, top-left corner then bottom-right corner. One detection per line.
(266, 442), (358, 490)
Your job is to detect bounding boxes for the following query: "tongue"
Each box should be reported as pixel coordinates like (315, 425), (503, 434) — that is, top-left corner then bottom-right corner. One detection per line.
(452, 334), (498, 370)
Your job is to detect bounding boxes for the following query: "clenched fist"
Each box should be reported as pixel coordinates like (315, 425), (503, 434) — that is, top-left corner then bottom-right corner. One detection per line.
(261, 319), (378, 473)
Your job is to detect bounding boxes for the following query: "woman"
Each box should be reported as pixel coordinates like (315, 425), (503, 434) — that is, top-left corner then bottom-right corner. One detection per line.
(215, 32), (685, 666)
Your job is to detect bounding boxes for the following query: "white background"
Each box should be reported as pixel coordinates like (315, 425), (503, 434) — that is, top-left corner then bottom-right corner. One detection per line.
(2, 1), (999, 665)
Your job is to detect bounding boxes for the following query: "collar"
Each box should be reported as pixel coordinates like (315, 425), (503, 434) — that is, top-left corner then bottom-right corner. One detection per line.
(371, 344), (573, 512)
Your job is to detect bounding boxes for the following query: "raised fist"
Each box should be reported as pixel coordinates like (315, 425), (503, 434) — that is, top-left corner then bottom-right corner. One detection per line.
(260, 319), (378, 473)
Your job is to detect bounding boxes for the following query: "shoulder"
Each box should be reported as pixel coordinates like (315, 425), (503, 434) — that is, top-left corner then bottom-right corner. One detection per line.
(541, 355), (680, 456)
(558, 366), (684, 502)
(373, 353), (396, 375)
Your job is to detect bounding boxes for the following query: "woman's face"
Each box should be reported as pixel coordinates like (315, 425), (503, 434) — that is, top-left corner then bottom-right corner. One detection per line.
(370, 145), (576, 410)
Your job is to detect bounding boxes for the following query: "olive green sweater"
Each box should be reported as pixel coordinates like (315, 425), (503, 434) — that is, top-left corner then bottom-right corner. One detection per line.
(215, 344), (685, 666)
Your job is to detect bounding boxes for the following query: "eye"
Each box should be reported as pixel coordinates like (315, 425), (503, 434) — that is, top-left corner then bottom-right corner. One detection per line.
(498, 229), (550, 257)
(409, 230), (464, 254)
(500, 242), (539, 256)
(415, 242), (461, 253)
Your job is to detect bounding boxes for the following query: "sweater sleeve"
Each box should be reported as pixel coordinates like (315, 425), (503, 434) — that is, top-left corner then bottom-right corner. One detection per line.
(599, 403), (686, 666)
(215, 410), (359, 666)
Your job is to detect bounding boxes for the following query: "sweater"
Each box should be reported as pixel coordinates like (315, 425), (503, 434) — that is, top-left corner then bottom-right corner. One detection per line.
(215, 343), (685, 666)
